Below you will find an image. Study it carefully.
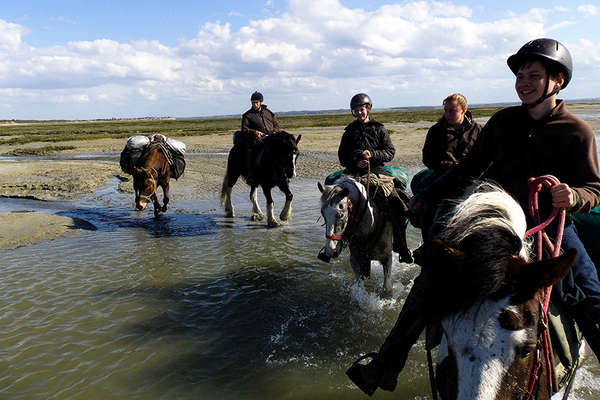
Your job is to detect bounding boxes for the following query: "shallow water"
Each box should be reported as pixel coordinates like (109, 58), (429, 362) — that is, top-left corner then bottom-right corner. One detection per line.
(2, 172), (600, 399)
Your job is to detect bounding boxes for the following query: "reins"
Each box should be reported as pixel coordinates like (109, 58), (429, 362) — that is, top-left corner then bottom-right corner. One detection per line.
(522, 175), (567, 400)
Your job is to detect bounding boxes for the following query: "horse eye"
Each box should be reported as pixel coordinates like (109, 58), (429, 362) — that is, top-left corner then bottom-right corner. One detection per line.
(517, 342), (537, 358)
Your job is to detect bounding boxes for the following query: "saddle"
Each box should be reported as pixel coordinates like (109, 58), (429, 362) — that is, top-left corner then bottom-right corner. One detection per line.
(119, 135), (186, 179)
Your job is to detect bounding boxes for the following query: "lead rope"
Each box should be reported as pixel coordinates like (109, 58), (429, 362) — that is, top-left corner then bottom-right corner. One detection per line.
(522, 175), (567, 400)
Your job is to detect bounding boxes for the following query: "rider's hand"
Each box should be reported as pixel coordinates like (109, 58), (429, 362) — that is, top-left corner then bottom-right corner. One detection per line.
(362, 150), (372, 159)
(357, 159), (369, 169)
(255, 131), (265, 138)
(551, 183), (575, 208)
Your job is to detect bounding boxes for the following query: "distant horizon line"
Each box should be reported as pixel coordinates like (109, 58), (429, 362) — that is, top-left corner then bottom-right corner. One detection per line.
(2, 97), (599, 123)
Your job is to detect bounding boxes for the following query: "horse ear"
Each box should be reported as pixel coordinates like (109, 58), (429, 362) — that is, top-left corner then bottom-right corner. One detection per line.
(514, 248), (578, 296)
(296, 134), (302, 144)
(318, 182), (325, 193)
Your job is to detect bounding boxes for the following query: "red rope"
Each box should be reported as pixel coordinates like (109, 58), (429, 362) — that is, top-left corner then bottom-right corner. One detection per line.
(522, 175), (567, 399)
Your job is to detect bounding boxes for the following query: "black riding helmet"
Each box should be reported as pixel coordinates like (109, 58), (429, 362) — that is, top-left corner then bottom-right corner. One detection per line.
(350, 93), (372, 110)
(507, 38), (573, 105)
(251, 91), (264, 102)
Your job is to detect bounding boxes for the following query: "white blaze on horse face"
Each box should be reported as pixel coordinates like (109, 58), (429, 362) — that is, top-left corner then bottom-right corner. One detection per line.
(322, 204), (341, 257)
(441, 298), (527, 400)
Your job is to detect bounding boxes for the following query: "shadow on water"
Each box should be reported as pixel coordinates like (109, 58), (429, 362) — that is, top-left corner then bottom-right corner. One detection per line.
(57, 207), (220, 238)
(95, 261), (393, 399)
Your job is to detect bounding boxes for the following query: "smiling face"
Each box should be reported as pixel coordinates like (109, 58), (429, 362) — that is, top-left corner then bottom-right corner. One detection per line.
(515, 60), (563, 106)
(352, 104), (369, 123)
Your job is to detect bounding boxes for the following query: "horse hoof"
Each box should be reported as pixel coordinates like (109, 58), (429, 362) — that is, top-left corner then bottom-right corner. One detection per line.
(280, 212), (292, 221)
(251, 213), (265, 221)
(268, 219), (280, 227)
(225, 211), (235, 218)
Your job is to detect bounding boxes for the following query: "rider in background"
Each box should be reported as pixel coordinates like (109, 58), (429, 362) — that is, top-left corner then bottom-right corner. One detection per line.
(347, 38), (600, 395)
(422, 93), (481, 177)
(338, 93), (412, 263)
(239, 91), (280, 183)
(411, 93), (482, 236)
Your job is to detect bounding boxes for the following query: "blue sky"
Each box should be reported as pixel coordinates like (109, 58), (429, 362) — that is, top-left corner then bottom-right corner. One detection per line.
(0, 0), (598, 119)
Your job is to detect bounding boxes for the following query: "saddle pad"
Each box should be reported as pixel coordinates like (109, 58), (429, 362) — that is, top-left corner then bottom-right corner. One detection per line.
(570, 205), (600, 269)
(324, 166), (408, 190)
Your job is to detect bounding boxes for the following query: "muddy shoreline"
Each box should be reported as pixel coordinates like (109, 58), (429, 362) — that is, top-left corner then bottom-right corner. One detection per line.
(2, 105), (599, 249)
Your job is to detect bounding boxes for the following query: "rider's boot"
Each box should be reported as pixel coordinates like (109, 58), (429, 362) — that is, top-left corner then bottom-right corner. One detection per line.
(346, 273), (429, 395)
(573, 303), (600, 359)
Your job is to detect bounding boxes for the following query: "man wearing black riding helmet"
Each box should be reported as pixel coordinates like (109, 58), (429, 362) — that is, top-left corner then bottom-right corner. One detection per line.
(346, 38), (600, 396)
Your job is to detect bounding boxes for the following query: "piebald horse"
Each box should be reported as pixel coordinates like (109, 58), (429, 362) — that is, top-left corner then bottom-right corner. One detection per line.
(132, 144), (171, 217)
(422, 184), (582, 400)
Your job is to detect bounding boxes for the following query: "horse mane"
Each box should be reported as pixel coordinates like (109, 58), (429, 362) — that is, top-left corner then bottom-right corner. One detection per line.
(433, 182), (533, 307)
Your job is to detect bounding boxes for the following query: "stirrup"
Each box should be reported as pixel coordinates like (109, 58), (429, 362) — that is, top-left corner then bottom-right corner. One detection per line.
(346, 352), (380, 396)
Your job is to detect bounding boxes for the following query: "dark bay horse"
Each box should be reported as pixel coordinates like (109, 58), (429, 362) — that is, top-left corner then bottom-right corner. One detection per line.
(420, 184), (582, 399)
(318, 176), (397, 295)
(132, 144), (171, 217)
(221, 131), (301, 227)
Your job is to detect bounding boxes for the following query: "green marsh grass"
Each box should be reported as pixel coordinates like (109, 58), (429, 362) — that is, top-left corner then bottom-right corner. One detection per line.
(0, 106), (505, 146)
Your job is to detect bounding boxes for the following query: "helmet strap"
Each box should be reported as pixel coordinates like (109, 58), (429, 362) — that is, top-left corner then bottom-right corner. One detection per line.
(527, 72), (560, 107)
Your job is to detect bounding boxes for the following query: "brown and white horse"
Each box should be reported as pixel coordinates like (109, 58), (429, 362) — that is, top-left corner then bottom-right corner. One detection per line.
(422, 184), (582, 400)
(132, 144), (171, 217)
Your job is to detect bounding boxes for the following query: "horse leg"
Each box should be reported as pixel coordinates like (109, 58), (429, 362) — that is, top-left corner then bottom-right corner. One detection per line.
(161, 182), (170, 212)
(380, 253), (394, 297)
(263, 186), (280, 227)
(152, 193), (162, 217)
(278, 182), (293, 221)
(250, 185), (265, 221)
(221, 158), (240, 218)
(350, 251), (369, 282)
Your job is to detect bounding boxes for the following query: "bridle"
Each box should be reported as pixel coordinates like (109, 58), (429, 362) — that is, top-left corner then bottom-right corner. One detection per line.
(136, 167), (158, 202)
(325, 196), (353, 241)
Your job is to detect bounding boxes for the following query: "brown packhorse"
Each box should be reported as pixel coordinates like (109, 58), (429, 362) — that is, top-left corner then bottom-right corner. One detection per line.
(132, 144), (171, 217)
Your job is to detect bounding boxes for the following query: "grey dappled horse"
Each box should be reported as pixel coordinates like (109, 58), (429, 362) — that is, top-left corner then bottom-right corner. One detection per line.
(318, 176), (395, 295)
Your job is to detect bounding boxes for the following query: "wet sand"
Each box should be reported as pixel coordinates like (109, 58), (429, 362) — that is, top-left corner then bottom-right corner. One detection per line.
(1, 103), (599, 249)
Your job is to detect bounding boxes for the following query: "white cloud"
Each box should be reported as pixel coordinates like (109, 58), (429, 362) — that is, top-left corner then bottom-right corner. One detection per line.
(578, 4), (599, 17)
(0, 2), (598, 119)
(0, 19), (28, 50)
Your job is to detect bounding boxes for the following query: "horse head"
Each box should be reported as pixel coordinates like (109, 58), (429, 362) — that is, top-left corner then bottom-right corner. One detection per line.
(318, 181), (352, 261)
(132, 166), (158, 211)
(264, 131), (301, 180)
(424, 185), (578, 400)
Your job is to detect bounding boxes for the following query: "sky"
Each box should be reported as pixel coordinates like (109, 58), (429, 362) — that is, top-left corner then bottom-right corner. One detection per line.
(0, 0), (599, 120)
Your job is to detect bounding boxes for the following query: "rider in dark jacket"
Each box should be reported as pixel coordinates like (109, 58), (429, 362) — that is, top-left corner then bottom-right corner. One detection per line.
(347, 39), (600, 396)
(338, 93), (412, 264)
(241, 91), (280, 140)
(238, 91), (281, 183)
(422, 93), (481, 175)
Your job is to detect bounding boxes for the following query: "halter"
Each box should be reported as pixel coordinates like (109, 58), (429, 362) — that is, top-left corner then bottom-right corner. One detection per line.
(137, 167), (158, 202)
(522, 175), (567, 400)
(324, 164), (370, 242)
(325, 196), (353, 241)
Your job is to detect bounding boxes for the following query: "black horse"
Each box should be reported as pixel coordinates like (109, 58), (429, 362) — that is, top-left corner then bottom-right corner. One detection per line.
(221, 131), (301, 227)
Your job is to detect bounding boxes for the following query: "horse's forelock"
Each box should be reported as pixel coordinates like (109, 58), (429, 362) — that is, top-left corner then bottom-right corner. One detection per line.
(433, 185), (531, 304)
